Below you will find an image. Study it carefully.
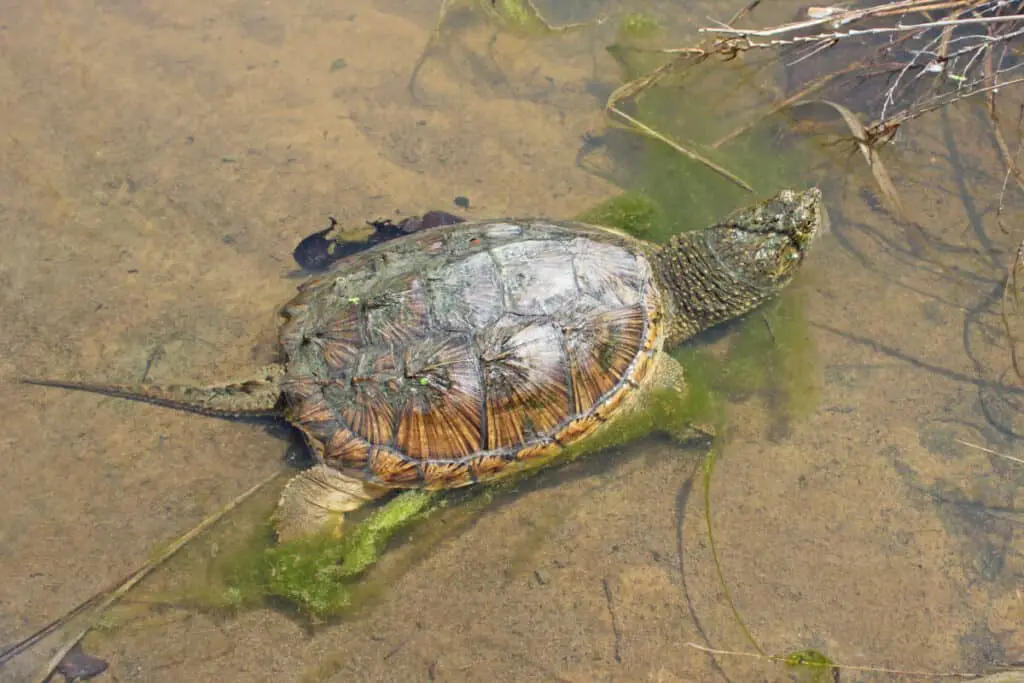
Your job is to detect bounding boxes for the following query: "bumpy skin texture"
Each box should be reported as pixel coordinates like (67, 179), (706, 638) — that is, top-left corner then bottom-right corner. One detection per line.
(278, 220), (664, 489)
(652, 187), (823, 345)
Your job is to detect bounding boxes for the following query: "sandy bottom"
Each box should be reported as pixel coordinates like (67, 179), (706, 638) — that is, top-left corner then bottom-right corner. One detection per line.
(0, 0), (1020, 681)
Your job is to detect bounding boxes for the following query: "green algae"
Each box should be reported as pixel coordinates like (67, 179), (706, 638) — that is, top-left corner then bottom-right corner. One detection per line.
(171, 489), (445, 621)
(606, 12), (666, 81)
(617, 12), (660, 43)
(260, 490), (437, 618)
(484, 0), (585, 35)
(574, 190), (665, 241)
(713, 288), (820, 428)
(433, 0), (599, 38)
(783, 649), (839, 682)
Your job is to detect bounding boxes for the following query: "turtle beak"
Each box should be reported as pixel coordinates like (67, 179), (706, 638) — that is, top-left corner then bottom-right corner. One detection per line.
(786, 187), (825, 252)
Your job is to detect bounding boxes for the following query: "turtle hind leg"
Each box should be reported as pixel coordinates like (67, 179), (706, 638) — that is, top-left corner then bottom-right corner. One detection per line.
(19, 363), (286, 419)
(273, 465), (390, 542)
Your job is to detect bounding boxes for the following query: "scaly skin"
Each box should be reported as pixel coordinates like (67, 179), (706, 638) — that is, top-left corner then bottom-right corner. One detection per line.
(652, 187), (823, 346)
(20, 365), (286, 417)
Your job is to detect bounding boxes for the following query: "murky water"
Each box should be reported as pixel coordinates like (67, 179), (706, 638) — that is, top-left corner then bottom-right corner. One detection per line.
(1, 0), (1021, 681)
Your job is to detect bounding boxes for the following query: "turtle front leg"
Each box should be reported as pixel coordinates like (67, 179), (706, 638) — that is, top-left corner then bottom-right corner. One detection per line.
(644, 352), (718, 447)
(273, 465), (390, 542)
(565, 351), (716, 460)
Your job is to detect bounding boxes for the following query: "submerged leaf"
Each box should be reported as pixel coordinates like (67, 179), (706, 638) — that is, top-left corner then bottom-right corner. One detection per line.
(797, 99), (931, 255)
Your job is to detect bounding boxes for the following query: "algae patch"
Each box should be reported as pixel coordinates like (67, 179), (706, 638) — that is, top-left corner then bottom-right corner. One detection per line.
(713, 289), (820, 428)
(783, 649), (839, 682)
(575, 191), (665, 241)
(263, 491), (436, 617)
(617, 12), (660, 42)
(175, 489), (444, 620)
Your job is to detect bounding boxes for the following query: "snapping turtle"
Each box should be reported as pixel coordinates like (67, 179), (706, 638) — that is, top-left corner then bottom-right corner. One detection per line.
(23, 188), (824, 540)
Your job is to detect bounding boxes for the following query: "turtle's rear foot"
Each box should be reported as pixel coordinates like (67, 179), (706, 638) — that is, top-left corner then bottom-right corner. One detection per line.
(273, 465), (390, 542)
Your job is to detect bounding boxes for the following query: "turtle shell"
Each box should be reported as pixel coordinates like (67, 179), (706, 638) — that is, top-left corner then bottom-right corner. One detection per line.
(277, 220), (663, 490)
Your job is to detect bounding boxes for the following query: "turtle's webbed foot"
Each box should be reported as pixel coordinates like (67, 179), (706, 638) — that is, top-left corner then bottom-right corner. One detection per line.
(273, 465), (389, 542)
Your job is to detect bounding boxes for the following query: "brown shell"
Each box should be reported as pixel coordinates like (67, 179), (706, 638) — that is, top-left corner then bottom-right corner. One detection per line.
(277, 220), (664, 490)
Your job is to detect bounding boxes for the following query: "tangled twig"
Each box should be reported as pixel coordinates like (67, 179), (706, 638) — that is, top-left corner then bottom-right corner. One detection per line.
(603, 0), (1024, 259)
(698, 0), (1024, 131)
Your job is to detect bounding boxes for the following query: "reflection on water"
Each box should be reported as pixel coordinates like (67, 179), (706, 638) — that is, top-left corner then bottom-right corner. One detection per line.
(0, 0), (1021, 681)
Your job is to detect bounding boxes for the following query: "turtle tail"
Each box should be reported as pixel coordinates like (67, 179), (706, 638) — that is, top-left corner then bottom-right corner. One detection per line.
(20, 363), (286, 419)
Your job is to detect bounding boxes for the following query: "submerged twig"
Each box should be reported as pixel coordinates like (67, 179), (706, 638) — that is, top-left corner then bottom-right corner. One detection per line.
(991, 105), (1024, 228)
(800, 98), (933, 255)
(28, 470), (284, 683)
(685, 642), (1020, 679)
(1001, 234), (1024, 380)
(604, 53), (756, 192)
(710, 65), (856, 148)
(601, 0), (1024, 260)
(702, 14), (1024, 40)
(701, 448), (766, 656)
(0, 594), (105, 666)
(955, 438), (1024, 464)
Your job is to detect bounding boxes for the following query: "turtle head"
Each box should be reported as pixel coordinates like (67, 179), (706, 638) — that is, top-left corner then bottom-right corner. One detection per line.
(702, 187), (823, 292)
(656, 188), (825, 345)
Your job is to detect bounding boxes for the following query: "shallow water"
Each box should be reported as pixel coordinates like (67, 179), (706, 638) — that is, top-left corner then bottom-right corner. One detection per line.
(0, 0), (1021, 681)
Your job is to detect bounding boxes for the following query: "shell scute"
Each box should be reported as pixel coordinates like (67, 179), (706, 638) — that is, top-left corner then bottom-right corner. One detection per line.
(324, 427), (372, 470)
(480, 319), (570, 450)
(364, 276), (431, 345)
(491, 240), (577, 316)
(370, 448), (422, 485)
(426, 251), (504, 331)
(572, 238), (650, 307)
(513, 440), (561, 463)
(420, 461), (474, 488)
(565, 304), (647, 414)
(395, 335), (484, 460)
(337, 380), (395, 444)
(468, 454), (509, 481)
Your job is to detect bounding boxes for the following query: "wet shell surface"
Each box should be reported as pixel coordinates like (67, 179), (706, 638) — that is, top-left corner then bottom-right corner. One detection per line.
(277, 219), (663, 489)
